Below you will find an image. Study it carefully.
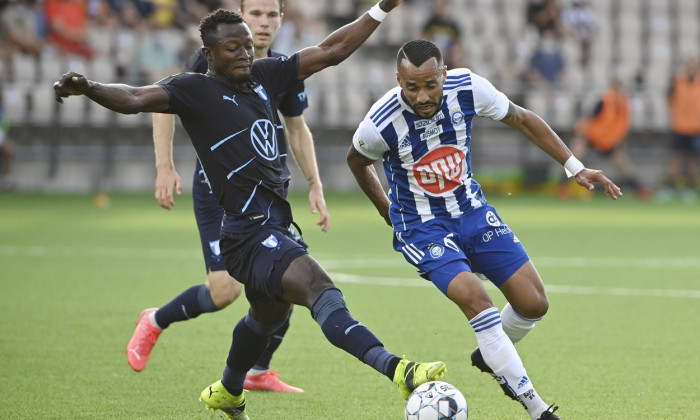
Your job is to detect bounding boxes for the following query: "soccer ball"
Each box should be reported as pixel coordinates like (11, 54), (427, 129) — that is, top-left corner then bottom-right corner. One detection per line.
(405, 381), (468, 420)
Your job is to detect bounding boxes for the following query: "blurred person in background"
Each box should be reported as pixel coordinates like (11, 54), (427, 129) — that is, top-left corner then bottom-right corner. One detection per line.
(526, 0), (562, 38)
(128, 0), (184, 84)
(175, 0), (223, 29)
(0, 87), (14, 190)
(44, 0), (95, 60)
(657, 55), (700, 203)
(272, 0), (324, 56)
(419, 0), (464, 69)
(525, 28), (566, 90)
(127, 0), (328, 394)
(0, 0), (45, 82)
(561, 0), (596, 68)
(558, 78), (651, 200)
(347, 39), (622, 420)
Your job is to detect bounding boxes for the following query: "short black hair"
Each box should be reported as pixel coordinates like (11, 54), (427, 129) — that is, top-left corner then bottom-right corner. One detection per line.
(200, 8), (245, 47)
(397, 39), (443, 70)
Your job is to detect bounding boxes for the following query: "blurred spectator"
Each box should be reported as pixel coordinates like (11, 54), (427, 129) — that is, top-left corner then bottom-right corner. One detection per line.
(558, 78), (650, 200)
(273, 0), (325, 56)
(526, 0), (562, 38)
(419, 0), (464, 69)
(561, 0), (596, 68)
(0, 87), (14, 190)
(174, 0), (222, 30)
(0, 0), (45, 81)
(130, 30), (183, 84)
(44, 0), (95, 59)
(126, 0), (182, 83)
(657, 56), (700, 203)
(525, 28), (566, 89)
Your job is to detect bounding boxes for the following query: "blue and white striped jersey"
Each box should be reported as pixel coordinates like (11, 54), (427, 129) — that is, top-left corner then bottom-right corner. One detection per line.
(352, 68), (510, 231)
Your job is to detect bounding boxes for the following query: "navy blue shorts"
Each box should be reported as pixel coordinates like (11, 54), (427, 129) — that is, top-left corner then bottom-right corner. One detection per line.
(393, 205), (530, 295)
(220, 227), (308, 302)
(192, 167), (226, 273)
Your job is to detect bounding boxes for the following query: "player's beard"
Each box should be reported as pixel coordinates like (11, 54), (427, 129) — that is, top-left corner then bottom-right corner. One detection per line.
(412, 99), (442, 119)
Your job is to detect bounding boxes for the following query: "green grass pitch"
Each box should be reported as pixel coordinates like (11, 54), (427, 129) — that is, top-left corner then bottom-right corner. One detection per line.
(1, 191), (698, 419)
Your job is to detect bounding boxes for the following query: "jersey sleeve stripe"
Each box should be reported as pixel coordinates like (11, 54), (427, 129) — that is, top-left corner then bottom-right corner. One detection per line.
(371, 97), (400, 124)
(372, 102), (401, 127)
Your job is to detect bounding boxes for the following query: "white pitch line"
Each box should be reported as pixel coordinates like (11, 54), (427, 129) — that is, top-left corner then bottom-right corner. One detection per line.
(321, 256), (700, 269)
(1, 246), (699, 269)
(1, 246), (699, 298)
(327, 272), (700, 299)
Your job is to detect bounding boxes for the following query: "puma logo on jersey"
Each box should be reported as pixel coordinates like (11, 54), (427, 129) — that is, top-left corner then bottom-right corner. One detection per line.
(223, 95), (238, 105)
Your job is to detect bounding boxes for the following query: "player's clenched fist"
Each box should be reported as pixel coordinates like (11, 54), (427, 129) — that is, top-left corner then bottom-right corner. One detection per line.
(53, 72), (90, 103)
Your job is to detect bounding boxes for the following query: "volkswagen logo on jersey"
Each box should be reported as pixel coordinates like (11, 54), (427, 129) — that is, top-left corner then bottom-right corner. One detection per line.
(429, 244), (445, 259)
(485, 210), (501, 227)
(412, 145), (466, 195)
(261, 234), (279, 249)
(251, 119), (278, 161)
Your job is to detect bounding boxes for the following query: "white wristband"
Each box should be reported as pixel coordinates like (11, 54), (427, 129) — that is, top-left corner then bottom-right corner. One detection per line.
(564, 155), (585, 178)
(368, 3), (388, 22)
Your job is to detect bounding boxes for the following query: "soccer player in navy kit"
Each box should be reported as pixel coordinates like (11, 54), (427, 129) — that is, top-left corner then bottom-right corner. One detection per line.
(55, 4), (449, 419)
(126, 0), (326, 394)
(347, 40), (623, 420)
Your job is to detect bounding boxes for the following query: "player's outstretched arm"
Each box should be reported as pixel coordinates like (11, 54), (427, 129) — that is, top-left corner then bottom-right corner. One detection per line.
(296, 0), (402, 80)
(153, 113), (182, 210)
(500, 101), (623, 200)
(284, 115), (330, 232)
(53, 71), (169, 114)
(347, 146), (392, 226)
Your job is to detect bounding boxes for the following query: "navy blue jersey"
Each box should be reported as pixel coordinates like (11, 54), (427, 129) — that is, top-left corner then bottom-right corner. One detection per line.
(185, 47), (309, 197)
(184, 48), (308, 117)
(158, 55), (301, 234)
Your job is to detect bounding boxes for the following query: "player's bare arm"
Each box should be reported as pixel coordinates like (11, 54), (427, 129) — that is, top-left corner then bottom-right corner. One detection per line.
(284, 115), (330, 232)
(153, 113), (182, 210)
(346, 146), (392, 226)
(54, 71), (170, 114)
(296, 0), (402, 80)
(500, 101), (623, 200)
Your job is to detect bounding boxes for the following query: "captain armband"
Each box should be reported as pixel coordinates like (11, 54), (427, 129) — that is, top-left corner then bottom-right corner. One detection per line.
(564, 155), (585, 178)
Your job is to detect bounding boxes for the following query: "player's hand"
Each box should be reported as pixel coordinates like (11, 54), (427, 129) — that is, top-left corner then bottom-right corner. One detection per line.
(53, 72), (90, 103)
(574, 168), (623, 200)
(308, 184), (330, 232)
(378, 0), (403, 12)
(155, 167), (182, 210)
(378, 205), (392, 227)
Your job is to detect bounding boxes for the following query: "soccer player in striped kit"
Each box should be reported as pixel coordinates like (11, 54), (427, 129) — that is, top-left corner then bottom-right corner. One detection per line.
(347, 39), (623, 420)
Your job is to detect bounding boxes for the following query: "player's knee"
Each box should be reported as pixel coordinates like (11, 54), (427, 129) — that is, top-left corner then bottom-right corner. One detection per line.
(446, 274), (494, 317)
(245, 310), (290, 336)
(515, 294), (549, 319)
(207, 271), (243, 308)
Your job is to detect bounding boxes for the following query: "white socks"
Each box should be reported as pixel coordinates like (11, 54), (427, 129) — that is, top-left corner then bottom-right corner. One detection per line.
(501, 302), (540, 343)
(148, 311), (163, 330)
(470, 307), (549, 419)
